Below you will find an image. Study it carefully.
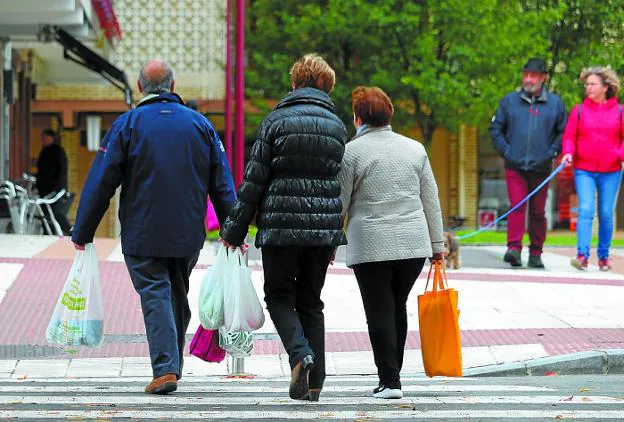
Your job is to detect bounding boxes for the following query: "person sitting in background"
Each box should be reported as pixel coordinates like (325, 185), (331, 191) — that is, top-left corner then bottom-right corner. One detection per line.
(562, 67), (623, 271)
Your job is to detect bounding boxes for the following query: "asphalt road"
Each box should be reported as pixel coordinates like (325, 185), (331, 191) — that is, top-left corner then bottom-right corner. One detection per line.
(0, 374), (623, 420)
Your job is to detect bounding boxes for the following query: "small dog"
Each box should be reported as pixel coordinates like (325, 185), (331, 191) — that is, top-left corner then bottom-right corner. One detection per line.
(444, 231), (461, 269)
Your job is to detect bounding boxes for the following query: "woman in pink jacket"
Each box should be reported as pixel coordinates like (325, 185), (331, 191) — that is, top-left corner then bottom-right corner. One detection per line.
(562, 67), (622, 271)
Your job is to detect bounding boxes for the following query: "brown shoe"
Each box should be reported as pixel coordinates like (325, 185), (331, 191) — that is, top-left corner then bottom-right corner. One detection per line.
(145, 374), (177, 395)
(289, 355), (314, 400)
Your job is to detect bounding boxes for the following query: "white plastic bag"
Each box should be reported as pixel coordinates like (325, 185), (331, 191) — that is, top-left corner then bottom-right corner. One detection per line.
(46, 244), (104, 348)
(198, 245), (229, 330)
(222, 248), (265, 332)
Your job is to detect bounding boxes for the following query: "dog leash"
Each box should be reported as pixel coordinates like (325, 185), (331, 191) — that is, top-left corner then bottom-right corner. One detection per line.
(457, 161), (566, 241)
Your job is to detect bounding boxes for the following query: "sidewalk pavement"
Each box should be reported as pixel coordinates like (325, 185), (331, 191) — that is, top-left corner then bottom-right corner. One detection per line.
(0, 234), (623, 380)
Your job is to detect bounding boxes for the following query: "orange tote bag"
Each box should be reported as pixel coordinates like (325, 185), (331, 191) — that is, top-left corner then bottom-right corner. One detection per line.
(418, 261), (462, 377)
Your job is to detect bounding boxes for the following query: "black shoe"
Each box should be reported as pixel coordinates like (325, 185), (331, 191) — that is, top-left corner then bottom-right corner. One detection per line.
(503, 249), (522, 267)
(289, 355), (314, 400)
(528, 255), (545, 269)
(305, 388), (321, 401)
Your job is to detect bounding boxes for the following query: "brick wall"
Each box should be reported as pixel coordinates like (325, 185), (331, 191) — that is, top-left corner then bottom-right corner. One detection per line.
(36, 84), (206, 102)
(460, 125), (479, 227)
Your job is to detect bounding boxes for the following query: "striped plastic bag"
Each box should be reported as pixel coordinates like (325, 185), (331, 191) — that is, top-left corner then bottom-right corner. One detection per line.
(218, 327), (254, 358)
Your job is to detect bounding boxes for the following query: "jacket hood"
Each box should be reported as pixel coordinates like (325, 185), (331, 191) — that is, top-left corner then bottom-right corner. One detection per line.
(274, 87), (336, 113)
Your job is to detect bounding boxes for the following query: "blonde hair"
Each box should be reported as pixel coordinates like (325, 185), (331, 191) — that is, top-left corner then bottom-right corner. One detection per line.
(580, 66), (620, 98)
(290, 54), (336, 94)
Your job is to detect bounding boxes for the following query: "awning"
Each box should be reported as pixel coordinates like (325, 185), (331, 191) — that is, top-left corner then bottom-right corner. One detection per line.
(51, 26), (132, 106)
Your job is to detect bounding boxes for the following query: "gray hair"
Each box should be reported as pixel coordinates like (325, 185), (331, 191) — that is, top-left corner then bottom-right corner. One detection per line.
(139, 61), (175, 94)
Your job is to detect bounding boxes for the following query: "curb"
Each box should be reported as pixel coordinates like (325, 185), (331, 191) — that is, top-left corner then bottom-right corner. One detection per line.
(464, 349), (624, 377)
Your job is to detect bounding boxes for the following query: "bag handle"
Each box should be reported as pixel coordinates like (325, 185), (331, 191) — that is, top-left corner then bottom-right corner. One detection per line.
(229, 247), (246, 267)
(424, 260), (448, 293)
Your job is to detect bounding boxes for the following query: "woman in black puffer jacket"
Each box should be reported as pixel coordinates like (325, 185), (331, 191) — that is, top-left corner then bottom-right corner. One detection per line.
(221, 54), (347, 402)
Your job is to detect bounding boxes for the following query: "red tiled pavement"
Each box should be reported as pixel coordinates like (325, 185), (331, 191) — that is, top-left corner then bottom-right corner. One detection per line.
(550, 247), (624, 274)
(251, 328), (624, 356)
(1, 256), (624, 359)
(34, 238), (120, 261)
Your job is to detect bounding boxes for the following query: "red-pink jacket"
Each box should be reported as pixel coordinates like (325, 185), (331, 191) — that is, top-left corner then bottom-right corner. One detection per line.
(562, 97), (623, 173)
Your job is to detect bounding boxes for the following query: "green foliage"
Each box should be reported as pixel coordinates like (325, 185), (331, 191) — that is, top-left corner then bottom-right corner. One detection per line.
(246, 0), (624, 144)
(456, 230), (624, 247)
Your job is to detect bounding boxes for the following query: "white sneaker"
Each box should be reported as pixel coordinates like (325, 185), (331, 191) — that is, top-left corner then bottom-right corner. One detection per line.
(373, 385), (403, 399)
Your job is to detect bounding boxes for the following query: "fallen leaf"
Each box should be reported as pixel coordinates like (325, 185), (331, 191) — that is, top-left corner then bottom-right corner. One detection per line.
(16, 375), (27, 381)
(398, 404), (414, 409)
(581, 397), (592, 402)
(579, 387), (590, 392)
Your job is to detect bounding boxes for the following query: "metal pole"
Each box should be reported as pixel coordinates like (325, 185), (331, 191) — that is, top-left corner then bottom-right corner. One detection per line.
(224, 0), (233, 166)
(234, 0), (245, 187)
(231, 354), (244, 374)
(0, 39), (11, 181)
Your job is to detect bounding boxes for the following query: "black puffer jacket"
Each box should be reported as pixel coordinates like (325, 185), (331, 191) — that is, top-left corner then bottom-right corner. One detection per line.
(221, 87), (348, 247)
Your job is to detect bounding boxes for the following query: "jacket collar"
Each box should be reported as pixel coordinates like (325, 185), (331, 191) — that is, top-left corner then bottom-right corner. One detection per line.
(582, 96), (619, 110)
(520, 88), (549, 104)
(351, 125), (393, 141)
(136, 92), (185, 108)
(274, 87), (336, 113)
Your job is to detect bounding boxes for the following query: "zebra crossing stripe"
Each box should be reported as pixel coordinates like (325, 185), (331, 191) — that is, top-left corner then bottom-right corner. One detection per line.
(0, 376), (477, 384)
(0, 395), (621, 405)
(0, 410), (623, 419)
(0, 384), (555, 393)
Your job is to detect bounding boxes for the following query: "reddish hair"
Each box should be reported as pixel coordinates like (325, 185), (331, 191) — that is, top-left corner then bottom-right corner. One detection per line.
(352, 86), (394, 127)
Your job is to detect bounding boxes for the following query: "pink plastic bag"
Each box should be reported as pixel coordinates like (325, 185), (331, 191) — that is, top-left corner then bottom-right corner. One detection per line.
(189, 325), (225, 363)
(206, 199), (220, 231)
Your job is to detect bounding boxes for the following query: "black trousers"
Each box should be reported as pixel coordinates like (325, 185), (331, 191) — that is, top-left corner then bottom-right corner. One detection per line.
(261, 246), (333, 389)
(124, 252), (200, 379)
(352, 258), (426, 389)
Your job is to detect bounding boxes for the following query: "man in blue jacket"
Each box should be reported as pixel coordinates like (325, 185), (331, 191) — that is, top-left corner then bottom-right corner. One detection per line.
(72, 60), (237, 394)
(490, 58), (567, 269)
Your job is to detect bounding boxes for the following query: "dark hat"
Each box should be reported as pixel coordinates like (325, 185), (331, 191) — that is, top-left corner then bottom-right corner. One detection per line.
(522, 58), (547, 73)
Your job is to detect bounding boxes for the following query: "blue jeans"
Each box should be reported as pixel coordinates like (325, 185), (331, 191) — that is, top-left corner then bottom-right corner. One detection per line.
(124, 252), (200, 379)
(574, 170), (622, 259)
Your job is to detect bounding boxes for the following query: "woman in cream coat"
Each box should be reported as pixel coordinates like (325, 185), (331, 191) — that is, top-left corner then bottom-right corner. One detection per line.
(338, 86), (445, 399)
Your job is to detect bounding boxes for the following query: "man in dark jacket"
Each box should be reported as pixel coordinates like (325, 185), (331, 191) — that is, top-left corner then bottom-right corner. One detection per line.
(221, 54), (347, 402)
(490, 58), (567, 269)
(36, 129), (71, 235)
(72, 60), (237, 394)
